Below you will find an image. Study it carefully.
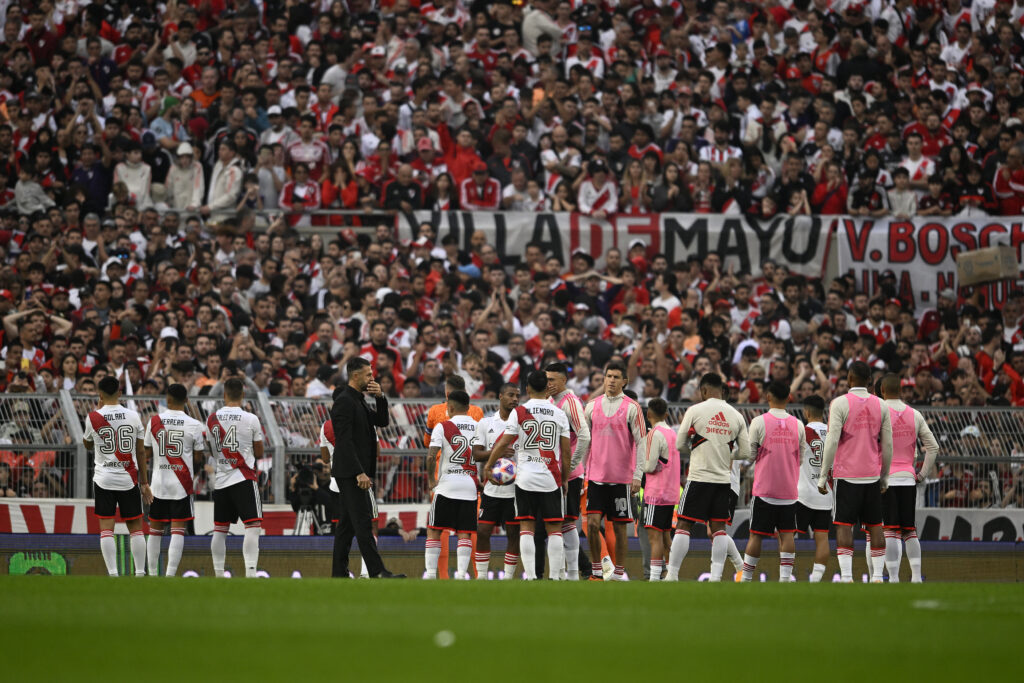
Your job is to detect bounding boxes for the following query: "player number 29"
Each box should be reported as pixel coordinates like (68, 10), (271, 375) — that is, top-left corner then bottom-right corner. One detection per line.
(522, 420), (558, 451)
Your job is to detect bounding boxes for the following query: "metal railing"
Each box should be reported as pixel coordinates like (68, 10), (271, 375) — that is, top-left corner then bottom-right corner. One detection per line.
(2, 393), (1019, 509)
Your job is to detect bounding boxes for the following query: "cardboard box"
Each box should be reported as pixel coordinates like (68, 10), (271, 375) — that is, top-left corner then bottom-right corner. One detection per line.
(956, 245), (1020, 286)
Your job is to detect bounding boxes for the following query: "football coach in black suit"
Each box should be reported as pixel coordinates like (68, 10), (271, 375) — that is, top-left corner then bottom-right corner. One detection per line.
(329, 357), (404, 578)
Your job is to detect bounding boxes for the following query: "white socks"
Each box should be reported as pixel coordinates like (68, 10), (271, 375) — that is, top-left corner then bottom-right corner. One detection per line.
(166, 529), (185, 577)
(147, 530), (163, 576)
(649, 558), (664, 581)
(130, 530), (146, 576)
(521, 531), (537, 580)
(424, 539), (441, 579)
(905, 531), (923, 582)
(709, 531), (727, 581)
(809, 563), (826, 583)
(779, 552), (795, 581)
(474, 551), (490, 579)
(562, 523), (580, 580)
(884, 530), (902, 582)
(211, 524), (228, 577)
(837, 546), (853, 582)
(547, 532), (564, 580)
(456, 538), (472, 578)
(741, 553), (759, 582)
(665, 529), (689, 581)
(726, 534), (743, 571)
(100, 529), (117, 576)
(243, 525), (260, 577)
(503, 552), (518, 579)
(870, 546), (885, 582)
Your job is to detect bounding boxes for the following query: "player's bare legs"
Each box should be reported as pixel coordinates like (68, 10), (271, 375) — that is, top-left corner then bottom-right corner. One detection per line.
(809, 530), (830, 582)
(647, 527), (668, 581)
(867, 524), (885, 582)
(586, 513), (605, 580)
(610, 521), (627, 580)
(664, 518), (694, 581)
(707, 520), (729, 581)
(454, 531), (472, 579)
(741, 532), (763, 582)
(98, 518), (118, 576)
(777, 531), (796, 581)
(424, 528), (443, 579)
(125, 517), (146, 576)
(147, 520), (165, 576)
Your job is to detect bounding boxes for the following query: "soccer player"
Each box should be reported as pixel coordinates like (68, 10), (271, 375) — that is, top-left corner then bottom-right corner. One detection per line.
(880, 373), (938, 582)
(635, 398), (679, 582)
(817, 361), (893, 583)
(486, 370), (572, 580)
(796, 394), (833, 582)
(83, 376), (149, 577)
(423, 374), (484, 577)
(425, 391), (481, 579)
(144, 383), (206, 577)
(208, 378), (265, 578)
(584, 362), (647, 581)
(741, 381), (806, 581)
(546, 362), (591, 581)
(666, 373), (750, 582)
(472, 382), (522, 580)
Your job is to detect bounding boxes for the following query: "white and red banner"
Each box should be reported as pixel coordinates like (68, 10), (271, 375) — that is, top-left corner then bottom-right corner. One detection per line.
(837, 217), (1024, 311)
(0, 499), (430, 536)
(399, 212), (832, 278)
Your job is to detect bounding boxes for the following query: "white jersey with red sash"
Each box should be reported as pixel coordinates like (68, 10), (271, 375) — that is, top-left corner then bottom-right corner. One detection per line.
(503, 399), (570, 492)
(428, 415), (481, 500)
(320, 420), (342, 494)
(207, 406), (263, 489)
(577, 178), (619, 216)
(145, 410), (205, 499)
(83, 405), (145, 491)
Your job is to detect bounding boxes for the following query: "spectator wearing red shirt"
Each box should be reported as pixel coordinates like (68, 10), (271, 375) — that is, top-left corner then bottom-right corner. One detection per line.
(811, 162), (848, 214)
(458, 161), (501, 210)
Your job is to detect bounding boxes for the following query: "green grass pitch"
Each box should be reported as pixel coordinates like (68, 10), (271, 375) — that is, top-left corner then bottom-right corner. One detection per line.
(1, 576), (1020, 681)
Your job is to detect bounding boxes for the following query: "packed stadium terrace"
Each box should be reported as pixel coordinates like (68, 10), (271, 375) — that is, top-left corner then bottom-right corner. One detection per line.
(0, 1), (1022, 505)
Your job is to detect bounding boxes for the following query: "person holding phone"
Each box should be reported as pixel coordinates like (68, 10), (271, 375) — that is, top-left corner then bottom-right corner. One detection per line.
(327, 357), (405, 578)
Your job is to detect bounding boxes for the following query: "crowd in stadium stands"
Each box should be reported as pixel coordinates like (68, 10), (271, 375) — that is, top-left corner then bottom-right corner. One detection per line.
(0, 0), (1022, 505)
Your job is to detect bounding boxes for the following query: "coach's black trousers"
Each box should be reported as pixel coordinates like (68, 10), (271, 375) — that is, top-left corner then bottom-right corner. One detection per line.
(332, 478), (385, 578)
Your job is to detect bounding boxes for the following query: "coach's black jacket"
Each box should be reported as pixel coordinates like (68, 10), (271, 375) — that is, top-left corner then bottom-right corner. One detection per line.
(330, 385), (389, 480)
